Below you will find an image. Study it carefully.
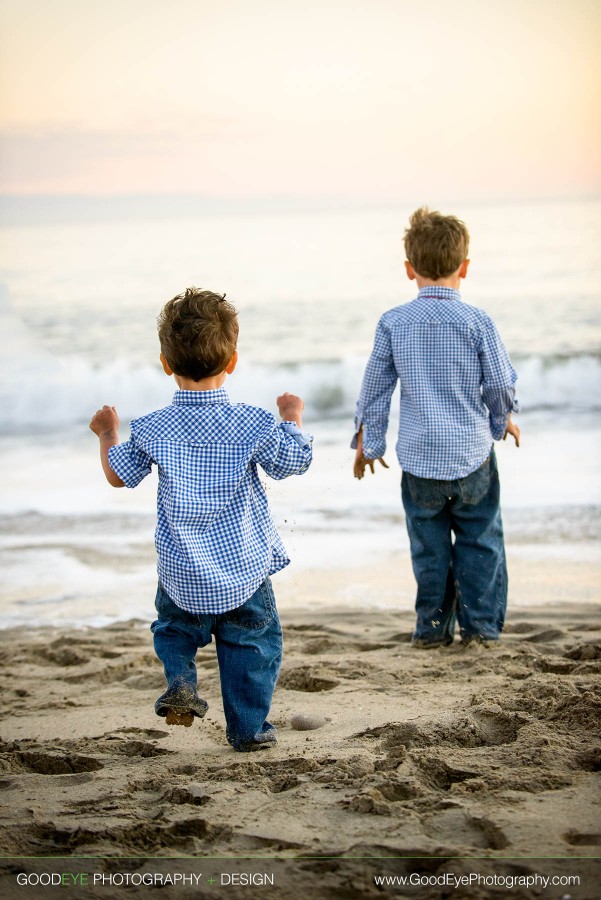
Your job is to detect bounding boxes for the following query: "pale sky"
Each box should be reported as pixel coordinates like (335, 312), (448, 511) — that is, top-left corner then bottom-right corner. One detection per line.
(1, 0), (600, 201)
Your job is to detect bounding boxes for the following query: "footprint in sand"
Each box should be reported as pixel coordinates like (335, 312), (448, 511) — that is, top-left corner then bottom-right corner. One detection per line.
(100, 737), (172, 758)
(522, 629), (567, 643)
(37, 646), (89, 667)
(10, 747), (104, 775)
(353, 710), (522, 754)
(535, 658), (578, 674)
(468, 704), (524, 745)
(301, 637), (343, 654)
(166, 818), (230, 842)
(563, 830), (601, 846)
(161, 785), (212, 806)
(564, 643), (601, 660)
(422, 808), (509, 850)
(278, 667), (340, 692)
(373, 775), (422, 802)
(109, 726), (170, 739)
(26, 815), (230, 855)
(502, 622), (539, 634)
(411, 756), (482, 791)
(573, 749), (601, 772)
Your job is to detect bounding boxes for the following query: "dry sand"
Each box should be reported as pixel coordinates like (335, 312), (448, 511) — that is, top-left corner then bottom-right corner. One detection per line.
(0, 555), (600, 898)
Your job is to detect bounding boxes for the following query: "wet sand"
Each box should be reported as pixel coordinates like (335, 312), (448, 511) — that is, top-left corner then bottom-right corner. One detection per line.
(0, 556), (600, 898)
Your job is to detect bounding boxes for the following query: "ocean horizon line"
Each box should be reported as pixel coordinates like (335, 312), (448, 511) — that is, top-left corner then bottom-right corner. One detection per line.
(1, 191), (599, 226)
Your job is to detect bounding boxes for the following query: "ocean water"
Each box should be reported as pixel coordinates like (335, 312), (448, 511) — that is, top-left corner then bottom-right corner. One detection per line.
(1, 197), (600, 627)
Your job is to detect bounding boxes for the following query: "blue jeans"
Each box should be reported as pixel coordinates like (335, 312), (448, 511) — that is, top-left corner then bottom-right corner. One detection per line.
(401, 450), (507, 643)
(150, 579), (282, 751)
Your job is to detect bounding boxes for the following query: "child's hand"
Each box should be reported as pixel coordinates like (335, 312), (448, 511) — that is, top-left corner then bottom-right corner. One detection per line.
(503, 416), (520, 447)
(90, 406), (124, 488)
(277, 393), (304, 427)
(354, 449), (389, 479)
(90, 405), (120, 438)
(353, 425), (389, 479)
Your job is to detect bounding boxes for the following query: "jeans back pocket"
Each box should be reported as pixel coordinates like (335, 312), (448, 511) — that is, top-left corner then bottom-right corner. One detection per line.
(221, 579), (276, 630)
(404, 472), (450, 510)
(458, 454), (492, 505)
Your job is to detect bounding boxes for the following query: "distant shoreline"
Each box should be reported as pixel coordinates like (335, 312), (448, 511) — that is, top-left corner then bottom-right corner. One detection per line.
(2, 192), (599, 227)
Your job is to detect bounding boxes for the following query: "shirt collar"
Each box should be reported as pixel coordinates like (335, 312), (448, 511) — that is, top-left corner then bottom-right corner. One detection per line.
(173, 387), (230, 406)
(417, 286), (462, 302)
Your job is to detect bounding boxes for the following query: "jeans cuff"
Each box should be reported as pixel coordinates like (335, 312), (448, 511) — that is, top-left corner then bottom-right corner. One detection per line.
(155, 687), (208, 719)
(227, 726), (277, 752)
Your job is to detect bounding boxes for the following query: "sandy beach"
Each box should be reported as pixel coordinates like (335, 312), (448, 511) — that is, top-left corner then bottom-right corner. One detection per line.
(1, 554), (600, 898)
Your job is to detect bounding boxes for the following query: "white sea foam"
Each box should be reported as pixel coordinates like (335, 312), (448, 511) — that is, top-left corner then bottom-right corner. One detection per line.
(4, 353), (601, 433)
(1, 338), (600, 434)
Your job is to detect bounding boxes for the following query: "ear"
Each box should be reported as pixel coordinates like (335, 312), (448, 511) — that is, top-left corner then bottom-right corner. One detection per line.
(459, 258), (470, 279)
(160, 353), (173, 376)
(405, 260), (416, 281)
(225, 349), (238, 375)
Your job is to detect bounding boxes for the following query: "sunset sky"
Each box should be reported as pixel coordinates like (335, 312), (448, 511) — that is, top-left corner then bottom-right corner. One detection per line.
(1, 0), (600, 202)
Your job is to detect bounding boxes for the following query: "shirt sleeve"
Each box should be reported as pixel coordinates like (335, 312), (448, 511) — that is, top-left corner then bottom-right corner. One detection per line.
(478, 320), (519, 440)
(255, 420), (313, 480)
(352, 315), (398, 459)
(107, 429), (153, 488)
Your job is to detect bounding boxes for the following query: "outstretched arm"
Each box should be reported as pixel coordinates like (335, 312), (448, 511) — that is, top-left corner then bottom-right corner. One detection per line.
(255, 393), (312, 480)
(89, 405), (125, 487)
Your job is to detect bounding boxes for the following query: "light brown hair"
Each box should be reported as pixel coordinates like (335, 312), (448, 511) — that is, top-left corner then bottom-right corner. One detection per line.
(158, 288), (238, 381)
(404, 207), (470, 280)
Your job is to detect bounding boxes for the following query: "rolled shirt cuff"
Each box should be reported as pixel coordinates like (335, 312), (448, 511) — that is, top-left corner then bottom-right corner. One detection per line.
(350, 423), (386, 459)
(107, 442), (151, 488)
(490, 417), (509, 440)
(280, 420), (313, 449)
(490, 396), (520, 440)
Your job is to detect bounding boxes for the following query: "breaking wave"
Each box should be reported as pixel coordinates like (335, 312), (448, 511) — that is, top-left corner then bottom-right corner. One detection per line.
(1, 349), (599, 435)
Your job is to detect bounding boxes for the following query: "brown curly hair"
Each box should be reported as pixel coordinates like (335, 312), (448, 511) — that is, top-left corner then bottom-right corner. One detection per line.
(404, 207), (470, 280)
(157, 288), (238, 381)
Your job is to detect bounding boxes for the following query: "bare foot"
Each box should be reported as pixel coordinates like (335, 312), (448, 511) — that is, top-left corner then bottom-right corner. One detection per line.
(165, 709), (194, 727)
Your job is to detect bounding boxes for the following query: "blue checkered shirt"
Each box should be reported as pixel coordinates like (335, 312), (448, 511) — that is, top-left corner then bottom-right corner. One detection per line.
(353, 287), (518, 480)
(108, 388), (313, 614)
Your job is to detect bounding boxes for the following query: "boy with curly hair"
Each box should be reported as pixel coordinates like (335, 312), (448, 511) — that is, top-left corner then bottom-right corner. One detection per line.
(90, 288), (312, 751)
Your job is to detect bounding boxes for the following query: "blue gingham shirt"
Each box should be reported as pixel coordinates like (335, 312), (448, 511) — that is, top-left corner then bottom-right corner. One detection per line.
(353, 287), (518, 480)
(108, 388), (312, 614)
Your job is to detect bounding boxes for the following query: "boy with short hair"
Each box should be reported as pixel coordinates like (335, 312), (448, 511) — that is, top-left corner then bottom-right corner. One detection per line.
(90, 288), (312, 751)
(353, 208), (519, 647)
